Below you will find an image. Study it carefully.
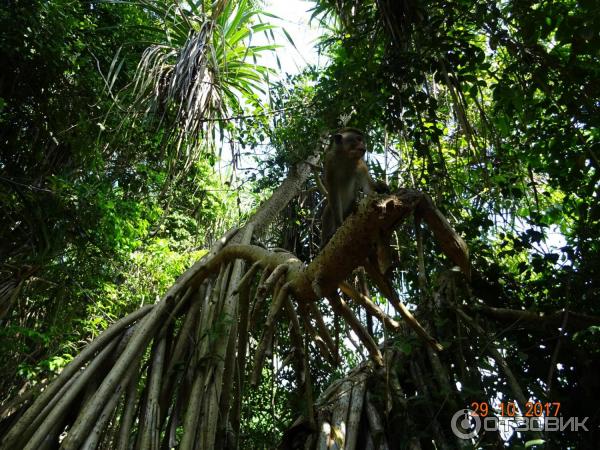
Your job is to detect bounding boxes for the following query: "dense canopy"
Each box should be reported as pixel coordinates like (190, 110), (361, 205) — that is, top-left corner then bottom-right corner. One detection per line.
(1, 0), (599, 448)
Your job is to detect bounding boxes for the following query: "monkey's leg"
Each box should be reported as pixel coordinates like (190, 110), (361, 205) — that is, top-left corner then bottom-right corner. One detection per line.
(320, 204), (335, 249)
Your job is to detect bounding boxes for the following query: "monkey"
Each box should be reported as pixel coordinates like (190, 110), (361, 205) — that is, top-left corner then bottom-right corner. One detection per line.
(314, 128), (404, 354)
(320, 127), (388, 247)
(314, 130), (443, 352)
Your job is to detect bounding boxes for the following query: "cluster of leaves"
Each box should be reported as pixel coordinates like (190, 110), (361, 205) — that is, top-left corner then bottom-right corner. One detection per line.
(126, 0), (280, 172)
(2, 0), (599, 446)
(0, 0), (236, 398)
(270, 0), (600, 317)
(253, 0), (600, 446)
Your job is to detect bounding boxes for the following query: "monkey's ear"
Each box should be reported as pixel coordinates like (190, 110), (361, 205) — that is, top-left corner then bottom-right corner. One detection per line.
(333, 133), (343, 145)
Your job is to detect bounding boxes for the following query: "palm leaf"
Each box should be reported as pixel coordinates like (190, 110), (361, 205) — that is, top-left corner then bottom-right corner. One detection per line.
(126, 0), (279, 169)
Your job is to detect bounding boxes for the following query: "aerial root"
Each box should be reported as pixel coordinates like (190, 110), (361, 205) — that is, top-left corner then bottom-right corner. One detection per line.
(299, 302), (337, 365)
(338, 281), (401, 332)
(251, 281), (291, 386)
(326, 294), (384, 366)
(365, 262), (444, 351)
(283, 296), (315, 426)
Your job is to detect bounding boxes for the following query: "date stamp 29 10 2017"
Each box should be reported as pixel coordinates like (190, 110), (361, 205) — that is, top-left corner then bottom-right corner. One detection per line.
(470, 401), (561, 417)
(450, 401), (591, 440)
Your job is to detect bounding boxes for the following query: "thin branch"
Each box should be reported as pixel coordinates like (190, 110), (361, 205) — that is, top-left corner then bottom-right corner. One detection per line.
(469, 304), (600, 331)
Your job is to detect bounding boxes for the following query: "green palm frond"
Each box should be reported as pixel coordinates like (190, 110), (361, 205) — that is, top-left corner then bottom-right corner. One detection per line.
(129, 0), (278, 168)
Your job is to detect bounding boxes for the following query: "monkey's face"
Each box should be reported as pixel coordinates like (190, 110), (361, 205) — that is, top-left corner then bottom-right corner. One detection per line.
(337, 132), (366, 159)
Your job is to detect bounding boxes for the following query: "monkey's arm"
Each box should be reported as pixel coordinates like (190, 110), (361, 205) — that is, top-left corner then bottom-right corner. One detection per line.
(357, 161), (389, 195)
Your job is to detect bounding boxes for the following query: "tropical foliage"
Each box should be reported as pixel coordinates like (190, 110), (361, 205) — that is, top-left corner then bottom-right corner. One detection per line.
(127, 0), (279, 169)
(0, 0), (241, 399)
(1, 0), (599, 448)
